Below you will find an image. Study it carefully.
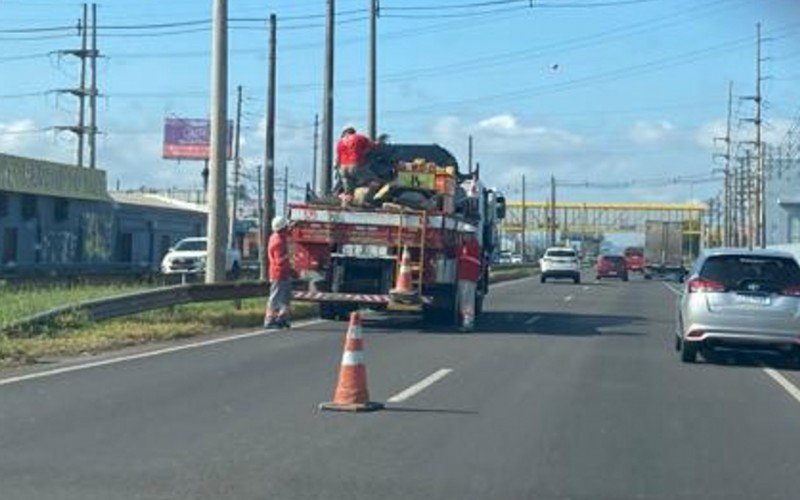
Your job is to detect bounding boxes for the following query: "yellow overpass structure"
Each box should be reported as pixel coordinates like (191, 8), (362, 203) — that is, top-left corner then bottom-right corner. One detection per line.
(502, 201), (707, 236)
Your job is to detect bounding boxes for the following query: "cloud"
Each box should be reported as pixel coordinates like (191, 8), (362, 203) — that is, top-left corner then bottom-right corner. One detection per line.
(628, 120), (675, 145)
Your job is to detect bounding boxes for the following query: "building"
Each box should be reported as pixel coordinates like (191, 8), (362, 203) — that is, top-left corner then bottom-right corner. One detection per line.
(765, 161), (800, 246)
(0, 153), (207, 276)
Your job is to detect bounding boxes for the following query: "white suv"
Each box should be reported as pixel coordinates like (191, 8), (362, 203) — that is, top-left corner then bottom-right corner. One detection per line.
(540, 247), (581, 284)
(160, 237), (242, 277)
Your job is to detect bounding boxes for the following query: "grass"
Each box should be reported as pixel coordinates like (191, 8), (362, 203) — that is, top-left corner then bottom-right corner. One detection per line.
(0, 282), (153, 330)
(0, 267), (537, 368)
(0, 298), (316, 368)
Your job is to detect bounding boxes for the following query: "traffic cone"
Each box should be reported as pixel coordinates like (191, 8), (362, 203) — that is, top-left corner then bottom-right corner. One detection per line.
(389, 245), (420, 304)
(319, 312), (383, 412)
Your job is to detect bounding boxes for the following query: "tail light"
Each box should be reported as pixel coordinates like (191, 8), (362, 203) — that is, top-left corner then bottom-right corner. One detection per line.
(781, 285), (800, 297)
(687, 329), (705, 338)
(687, 277), (725, 293)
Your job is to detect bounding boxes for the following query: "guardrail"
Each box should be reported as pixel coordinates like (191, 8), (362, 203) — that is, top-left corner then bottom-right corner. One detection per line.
(5, 281), (270, 335)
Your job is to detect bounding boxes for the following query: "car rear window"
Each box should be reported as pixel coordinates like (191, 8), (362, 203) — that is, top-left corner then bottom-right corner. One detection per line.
(700, 255), (800, 289)
(601, 256), (626, 264)
(624, 248), (643, 257)
(547, 250), (575, 258)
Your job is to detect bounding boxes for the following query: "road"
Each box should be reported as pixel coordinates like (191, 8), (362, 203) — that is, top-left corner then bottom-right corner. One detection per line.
(2, 273), (800, 499)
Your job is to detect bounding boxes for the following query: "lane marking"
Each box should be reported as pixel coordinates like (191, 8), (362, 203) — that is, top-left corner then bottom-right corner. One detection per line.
(525, 315), (541, 325)
(564, 295), (573, 302)
(0, 318), (327, 388)
(763, 368), (800, 405)
(491, 276), (537, 289)
(387, 368), (453, 403)
(582, 286), (590, 291)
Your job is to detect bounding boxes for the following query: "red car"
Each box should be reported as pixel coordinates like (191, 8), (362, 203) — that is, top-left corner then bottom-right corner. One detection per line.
(596, 255), (629, 281)
(624, 246), (645, 273)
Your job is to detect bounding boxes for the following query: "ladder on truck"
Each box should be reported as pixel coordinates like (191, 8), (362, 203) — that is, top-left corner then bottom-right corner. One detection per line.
(389, 208), (428, 310)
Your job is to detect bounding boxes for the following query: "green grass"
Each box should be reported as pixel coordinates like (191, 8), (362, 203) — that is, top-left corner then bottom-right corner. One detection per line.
(0, 282), (154, 330)
(488, 265), (538, 284)
(0, 299), (315, 367)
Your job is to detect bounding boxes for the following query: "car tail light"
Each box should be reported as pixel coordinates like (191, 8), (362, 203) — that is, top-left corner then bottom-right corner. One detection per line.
(781, 285), (800, 297)
(687, 277), (725, 293)
(687, 329), (704, 338)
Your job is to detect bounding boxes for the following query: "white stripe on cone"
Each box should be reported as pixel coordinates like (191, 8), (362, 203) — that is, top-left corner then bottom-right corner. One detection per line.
(341, 350), (365, 366)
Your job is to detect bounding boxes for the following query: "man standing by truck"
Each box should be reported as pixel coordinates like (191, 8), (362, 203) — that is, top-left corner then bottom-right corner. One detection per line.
(457, 233), (482, 332)
(336, 127), (375, 197)
(264, 216), (292, 329)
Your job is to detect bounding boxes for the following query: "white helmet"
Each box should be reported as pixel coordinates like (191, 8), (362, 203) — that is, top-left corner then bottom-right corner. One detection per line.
(272, 215), (288, 232)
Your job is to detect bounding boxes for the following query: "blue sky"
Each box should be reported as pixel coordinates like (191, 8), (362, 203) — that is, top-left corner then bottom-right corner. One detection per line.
(0, 0), (798, 204)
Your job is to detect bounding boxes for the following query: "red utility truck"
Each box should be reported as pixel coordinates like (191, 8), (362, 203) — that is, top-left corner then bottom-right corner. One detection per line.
(286, 144), (506, 325)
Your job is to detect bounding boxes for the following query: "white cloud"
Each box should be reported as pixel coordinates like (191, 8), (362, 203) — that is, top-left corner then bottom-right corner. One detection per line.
(628, 120), (675, 145)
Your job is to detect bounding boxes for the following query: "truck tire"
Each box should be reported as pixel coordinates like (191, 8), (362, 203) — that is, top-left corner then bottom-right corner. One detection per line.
(423, 287), (458, 327)
(319, 303), (354, 321)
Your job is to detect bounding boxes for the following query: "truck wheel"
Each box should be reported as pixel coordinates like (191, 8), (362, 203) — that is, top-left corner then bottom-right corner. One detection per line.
(475, 293), (484, 317)
(573, 275), (581, 284)
(319, 303), (338, 321)
(540, 275), (547, 284)
(320, 303), (352, 321)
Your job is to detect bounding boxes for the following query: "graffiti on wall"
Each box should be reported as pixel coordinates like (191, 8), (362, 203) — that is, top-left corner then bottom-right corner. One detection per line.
(82, 212), (113, 262)
(40, 231), (77, 264)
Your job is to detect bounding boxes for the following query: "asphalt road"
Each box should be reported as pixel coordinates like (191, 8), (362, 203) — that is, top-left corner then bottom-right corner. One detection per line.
(2, 273), (800, 499)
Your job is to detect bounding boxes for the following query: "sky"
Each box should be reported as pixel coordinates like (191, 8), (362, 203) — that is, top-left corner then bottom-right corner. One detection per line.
(0, 0), (798, 206)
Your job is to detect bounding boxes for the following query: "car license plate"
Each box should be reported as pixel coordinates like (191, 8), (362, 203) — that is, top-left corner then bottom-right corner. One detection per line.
(341, 244), (389, 258)
(736, 294), (770, 306)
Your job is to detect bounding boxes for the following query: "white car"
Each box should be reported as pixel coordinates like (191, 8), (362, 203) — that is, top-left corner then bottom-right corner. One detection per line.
(540, 247), (581, 284)
(160, 237), (242, 277)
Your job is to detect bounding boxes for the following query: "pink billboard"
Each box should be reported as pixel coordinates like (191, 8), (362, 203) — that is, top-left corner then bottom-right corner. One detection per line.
(162, 118), (233, 160)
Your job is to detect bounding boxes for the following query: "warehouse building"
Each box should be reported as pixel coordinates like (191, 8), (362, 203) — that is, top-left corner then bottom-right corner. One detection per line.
(0, 153), (206, 276)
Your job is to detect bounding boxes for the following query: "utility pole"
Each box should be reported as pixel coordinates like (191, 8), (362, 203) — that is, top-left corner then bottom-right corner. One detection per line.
(521, 174), (526, 261)
(77, 4), (88, 167)
(318, 0), (335, 194)
(229, 84), (243, 249)
(550, 175), (557, 246)
(53, 3), (91, 168)
(206, 0), (229, 283)
(467, 135), (473, 174)
(367, 0), (378, 140)
(261, 13), (277, 281)
(312, 113), (319, 190)
(283, 164), (289, 215)
(715, 81), (733, 246)
(88, 2), (98, 169)
(257, 164), (264, 272)
(741, 23), (766, 247)
(745, 149), (755, 250)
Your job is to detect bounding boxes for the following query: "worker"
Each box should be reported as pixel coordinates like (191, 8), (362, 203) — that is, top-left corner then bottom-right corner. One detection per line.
(456, 232), (482, 332)
(336, 127), (375, 197)
(264, 216), (292, 329)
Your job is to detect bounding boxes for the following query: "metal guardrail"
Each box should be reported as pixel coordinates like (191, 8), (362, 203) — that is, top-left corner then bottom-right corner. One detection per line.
(5, 281), (270, 335)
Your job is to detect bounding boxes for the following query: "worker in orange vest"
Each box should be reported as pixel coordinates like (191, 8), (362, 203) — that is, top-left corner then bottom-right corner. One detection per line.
(264, 216), (293, 329)
(336, 127), (375, 199)
(456, 232), (482, 332)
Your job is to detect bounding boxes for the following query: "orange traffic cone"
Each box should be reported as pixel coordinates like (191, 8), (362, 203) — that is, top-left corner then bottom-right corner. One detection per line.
(319, 312), (383, 412)
(389, 245), (420, 304)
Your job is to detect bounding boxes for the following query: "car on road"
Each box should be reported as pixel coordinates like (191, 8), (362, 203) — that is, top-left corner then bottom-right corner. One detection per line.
(596, 254), (629, 281)
(624, 246), (645, 273)
(160, 237), (242, 277)
(676, 249), (800, 363)
(540, 247), (580, 284)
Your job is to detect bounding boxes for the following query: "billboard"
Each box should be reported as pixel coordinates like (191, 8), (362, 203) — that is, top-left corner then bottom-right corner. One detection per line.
(162, 118), (234, 160)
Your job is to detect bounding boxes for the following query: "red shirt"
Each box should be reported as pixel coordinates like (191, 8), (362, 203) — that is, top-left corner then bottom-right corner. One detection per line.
(457, 238), (482, 282)
(336, 133), (373, 168)
(268, 231), (291, 281)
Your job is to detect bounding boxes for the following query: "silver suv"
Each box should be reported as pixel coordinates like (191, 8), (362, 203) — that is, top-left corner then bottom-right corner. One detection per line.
(676, 249), (800, 363)
(540, 247), (581, 284)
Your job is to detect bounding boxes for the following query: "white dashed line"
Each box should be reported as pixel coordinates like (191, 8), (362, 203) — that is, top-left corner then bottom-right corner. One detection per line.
(763, 368), (800, 405)
(582, 286), (590, 291)
(387, 368), (453, 403)
(0, 319), (327, 387)
(564, 295), (573, 302)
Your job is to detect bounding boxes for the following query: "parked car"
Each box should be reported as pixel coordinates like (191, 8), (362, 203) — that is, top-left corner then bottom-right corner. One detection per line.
(676, 249), (800, 363)
(596, 254), (629, 281)
(624, 246), (645, 273)
(160, 237), (242, 277)
(540, 247), (580, 284)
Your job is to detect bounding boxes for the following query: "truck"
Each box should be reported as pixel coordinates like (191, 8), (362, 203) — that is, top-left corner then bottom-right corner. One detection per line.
(286, 144), (506, 325)
(643, 221), (685, 280)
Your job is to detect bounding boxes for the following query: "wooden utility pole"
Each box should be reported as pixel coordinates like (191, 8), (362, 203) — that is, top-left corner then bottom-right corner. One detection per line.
(367, 0), (378, 140)
(521, 174), (526, 261)
(230, 84), (243, 249)
(318, 0), (335, 194)
(550, 175), (557, 246)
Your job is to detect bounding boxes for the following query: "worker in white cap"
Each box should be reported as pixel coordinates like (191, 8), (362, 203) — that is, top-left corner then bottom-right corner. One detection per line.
(264, 215), (293, 329)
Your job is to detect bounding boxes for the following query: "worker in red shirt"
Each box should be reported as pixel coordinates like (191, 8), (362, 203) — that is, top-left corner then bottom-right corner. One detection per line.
(456, 232), (482, 332)
(264, 216), (293, 329)
(336, 127), (375, 198)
